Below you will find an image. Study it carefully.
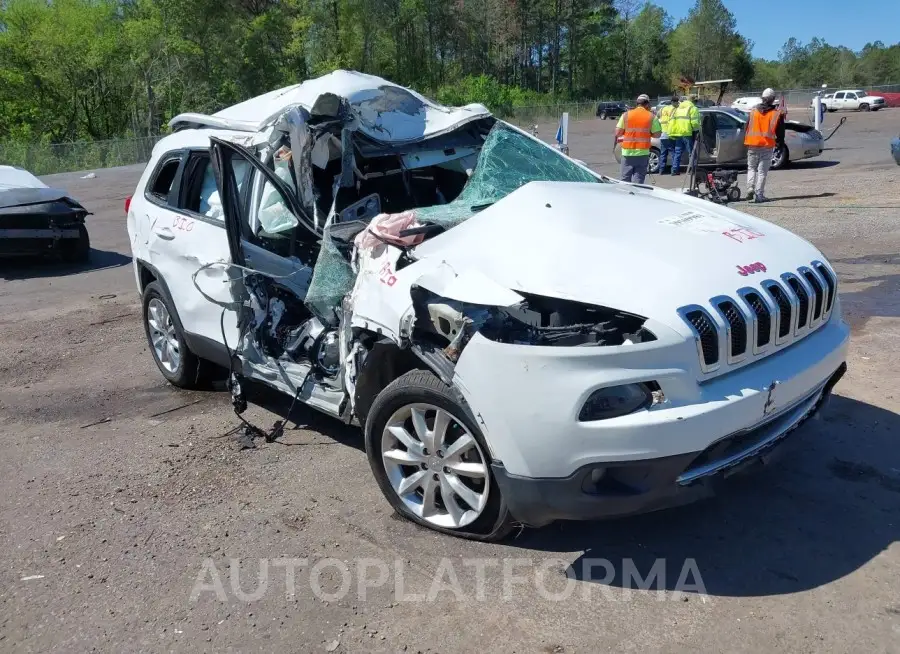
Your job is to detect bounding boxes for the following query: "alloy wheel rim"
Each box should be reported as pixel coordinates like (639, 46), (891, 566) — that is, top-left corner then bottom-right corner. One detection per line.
(381, 403), (489, 529)
(649, 151), (660, 173)
(147, 298), (181, 373)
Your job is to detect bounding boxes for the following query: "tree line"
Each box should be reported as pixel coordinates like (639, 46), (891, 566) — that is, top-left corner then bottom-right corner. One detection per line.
(1, 0), (898, 144)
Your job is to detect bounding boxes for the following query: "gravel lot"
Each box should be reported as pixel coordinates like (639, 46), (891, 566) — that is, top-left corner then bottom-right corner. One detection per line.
(2, 110), (899, 653)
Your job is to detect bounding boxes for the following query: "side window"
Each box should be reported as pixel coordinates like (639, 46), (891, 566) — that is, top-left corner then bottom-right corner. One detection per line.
(834, 92), (845, 100)
(846, 92), (858, 100)
(180, 152), (252, 222)
(251, 177), (299, 258)
(714, 113), (740, 130)
(147, 155), (182, 204)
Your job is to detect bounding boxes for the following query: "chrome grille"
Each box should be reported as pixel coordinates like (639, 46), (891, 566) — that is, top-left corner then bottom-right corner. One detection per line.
(716, 299), (748, 359)
(742, 291), (772, 348)
(765, 282), (793, 339)
(684, 309), (719, 368)
(786, 275), (810, 329)
(680, 261), (837, 375)
(813, 261), (836, 312)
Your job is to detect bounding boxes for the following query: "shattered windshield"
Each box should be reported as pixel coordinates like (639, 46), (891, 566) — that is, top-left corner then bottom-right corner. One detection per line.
(416, 123), (601, 228)
(304, 122), (602, 322)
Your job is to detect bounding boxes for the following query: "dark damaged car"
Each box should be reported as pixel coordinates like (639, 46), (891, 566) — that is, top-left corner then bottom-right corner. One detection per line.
(0, 165), (91, 262)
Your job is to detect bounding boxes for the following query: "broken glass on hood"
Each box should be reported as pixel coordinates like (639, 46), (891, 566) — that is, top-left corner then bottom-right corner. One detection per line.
(416, 123), (601, 228)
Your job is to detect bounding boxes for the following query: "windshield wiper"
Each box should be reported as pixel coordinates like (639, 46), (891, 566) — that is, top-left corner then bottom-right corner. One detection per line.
(470, 202), (495, 212)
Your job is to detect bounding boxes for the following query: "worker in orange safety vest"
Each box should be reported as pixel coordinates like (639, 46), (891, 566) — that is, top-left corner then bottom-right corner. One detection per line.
(614, 94), (662, 184)
(743, 88), (786, 202)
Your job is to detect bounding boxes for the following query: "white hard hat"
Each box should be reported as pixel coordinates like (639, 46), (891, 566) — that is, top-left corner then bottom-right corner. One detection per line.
(762, 88), (776, 100)
(636, 93), (650, 103)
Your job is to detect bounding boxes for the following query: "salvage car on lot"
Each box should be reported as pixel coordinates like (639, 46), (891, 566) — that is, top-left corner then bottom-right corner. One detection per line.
(596, 101), (628, 120)
(127, 70), (849, 540)
(0, 165), (90, 261)
(615, 107), (824, 174)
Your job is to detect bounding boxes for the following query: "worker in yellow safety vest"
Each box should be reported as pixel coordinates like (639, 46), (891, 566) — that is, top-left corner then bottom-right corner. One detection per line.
(614, 93), (662, 184)
(667, 94), (701, 175)
(656, 95), (679, 174)
(743, 88), (786, 202)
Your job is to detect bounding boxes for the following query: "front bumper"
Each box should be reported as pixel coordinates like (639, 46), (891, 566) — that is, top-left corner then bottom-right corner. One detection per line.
(494, 363), (845, 527)
(453, 311), (850, 479)
(0, 227), (83, 257)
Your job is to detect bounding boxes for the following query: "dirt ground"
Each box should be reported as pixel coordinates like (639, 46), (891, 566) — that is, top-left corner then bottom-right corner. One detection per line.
(2, 109), (899, 654)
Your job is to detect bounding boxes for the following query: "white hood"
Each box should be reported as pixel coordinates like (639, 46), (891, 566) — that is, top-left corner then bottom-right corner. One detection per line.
(412, 181), (824, 321)
(0, 165), (48, 190)
(169, 70), (491, 144)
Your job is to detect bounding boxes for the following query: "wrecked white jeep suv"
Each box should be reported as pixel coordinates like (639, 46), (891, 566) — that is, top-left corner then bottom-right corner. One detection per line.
(127, 71), (849, 540)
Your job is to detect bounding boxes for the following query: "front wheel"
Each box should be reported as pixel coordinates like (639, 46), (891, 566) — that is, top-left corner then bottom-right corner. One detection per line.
(648, 147), (660, 174)
(771, 144), (789, 170)
(365, 370), (514, 541)
(859, 103), (870, 112)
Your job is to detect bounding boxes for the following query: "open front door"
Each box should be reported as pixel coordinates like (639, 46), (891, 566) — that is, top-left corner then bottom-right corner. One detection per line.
(208, 136), (318, 376)
(209, 137), (318, 299)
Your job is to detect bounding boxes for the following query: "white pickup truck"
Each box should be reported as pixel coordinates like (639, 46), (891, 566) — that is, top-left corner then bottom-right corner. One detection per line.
(819, 90), (886, 112)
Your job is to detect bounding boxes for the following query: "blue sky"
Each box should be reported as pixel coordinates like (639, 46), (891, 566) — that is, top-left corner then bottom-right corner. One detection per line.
(658, 0), (900, 60)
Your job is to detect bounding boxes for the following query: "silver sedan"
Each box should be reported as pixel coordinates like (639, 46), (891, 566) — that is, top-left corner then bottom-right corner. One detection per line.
(615, 107), (824, 174)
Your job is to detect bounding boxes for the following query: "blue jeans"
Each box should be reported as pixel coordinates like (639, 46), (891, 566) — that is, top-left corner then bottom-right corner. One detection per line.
(658, 136), (674, 173)
(671, 136), (693, 174)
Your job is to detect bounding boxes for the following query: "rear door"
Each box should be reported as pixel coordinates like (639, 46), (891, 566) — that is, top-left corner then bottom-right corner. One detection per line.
(140, 149), (240, 351)
(711, 111), (746, 164)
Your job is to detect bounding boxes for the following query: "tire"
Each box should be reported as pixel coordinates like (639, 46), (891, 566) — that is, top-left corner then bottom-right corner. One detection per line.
(648, 147), (660, 174)
(771, 144), (789, 170)
(600, 112), (607, 120)
(727, 186), (741, 202)
(859, 103), (869, 112)
(60, 224), (90, 264)
(365, 369), (514, 541)
(142, 281), (201, 388)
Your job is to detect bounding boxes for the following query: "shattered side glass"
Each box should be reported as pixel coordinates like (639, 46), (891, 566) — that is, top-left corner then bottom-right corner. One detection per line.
(257, 160), (299, 234)
(417, 123), (601, 227)
(304, 223), (356, 325)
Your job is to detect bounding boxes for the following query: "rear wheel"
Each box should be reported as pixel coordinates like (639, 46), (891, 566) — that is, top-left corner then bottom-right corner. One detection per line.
(365, 370), (514, 541)
(142, 281), (200, 388)
(600, 111), (607, 120)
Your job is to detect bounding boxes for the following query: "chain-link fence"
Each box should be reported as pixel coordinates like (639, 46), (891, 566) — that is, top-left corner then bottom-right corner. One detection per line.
(499, 102), (603, 127)
(0, 136), (162, 177)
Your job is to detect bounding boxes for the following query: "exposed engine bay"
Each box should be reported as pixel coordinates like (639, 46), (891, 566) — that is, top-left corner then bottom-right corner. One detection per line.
(410, 286), (654, 362)
(201, 74), (655, 437)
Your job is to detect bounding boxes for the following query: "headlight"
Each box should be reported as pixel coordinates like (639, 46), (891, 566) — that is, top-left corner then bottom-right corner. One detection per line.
(578, 384), (652, 421)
